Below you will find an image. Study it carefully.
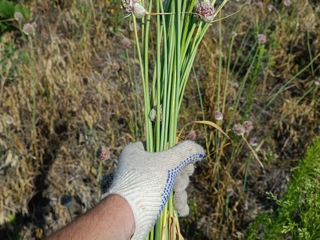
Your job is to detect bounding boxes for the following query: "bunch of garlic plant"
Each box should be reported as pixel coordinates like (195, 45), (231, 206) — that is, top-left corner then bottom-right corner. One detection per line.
(123, 0), (229, 239)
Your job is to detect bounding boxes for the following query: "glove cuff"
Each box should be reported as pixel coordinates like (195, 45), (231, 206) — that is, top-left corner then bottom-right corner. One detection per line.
(102, 170), (161, 240)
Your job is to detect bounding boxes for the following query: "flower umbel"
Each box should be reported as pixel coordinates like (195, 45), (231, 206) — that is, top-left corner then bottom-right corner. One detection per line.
(96, 146), (110, 160)
(215, 111), (223, 121)
(122, 0), (146, 18)
(149, 108), (157, 122)
(187, 130), (197, 140)
(233, 123), (245, 136)
(242, 120), (253, 133)
(23, 23), (35, 36)
(284, 0), (292, 7)
(14, 12), (24, 21)
(194, 1), (214, 23)
(257, 34), (266, 44)
(249, 137), (258, 147)
(121, 38), (131, 49)
(267, 4), (273, 12)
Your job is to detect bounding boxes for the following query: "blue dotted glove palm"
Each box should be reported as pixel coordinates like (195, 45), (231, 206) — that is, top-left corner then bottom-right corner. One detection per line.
(101, 140), (205, 240)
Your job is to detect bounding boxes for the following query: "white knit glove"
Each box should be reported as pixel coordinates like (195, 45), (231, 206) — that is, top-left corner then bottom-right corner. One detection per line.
(101, 140), (205, 240)
(173, 164), (195, 217)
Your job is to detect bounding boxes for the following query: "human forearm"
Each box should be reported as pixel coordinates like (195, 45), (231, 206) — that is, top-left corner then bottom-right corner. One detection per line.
(47, 194), (135, 240)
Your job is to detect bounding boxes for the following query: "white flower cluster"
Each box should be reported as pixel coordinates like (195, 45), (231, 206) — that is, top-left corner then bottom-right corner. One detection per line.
(122, 0), (147, 18)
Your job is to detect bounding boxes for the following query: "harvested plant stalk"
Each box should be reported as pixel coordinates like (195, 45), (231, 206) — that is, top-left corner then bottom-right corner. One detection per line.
(124, 0), (229, 239)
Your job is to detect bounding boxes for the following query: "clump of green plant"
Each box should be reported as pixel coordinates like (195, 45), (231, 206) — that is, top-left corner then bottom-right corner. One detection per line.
(126, 0), (230, 238)
(247, 137), (320, 240)
(0, 0), (29, 32)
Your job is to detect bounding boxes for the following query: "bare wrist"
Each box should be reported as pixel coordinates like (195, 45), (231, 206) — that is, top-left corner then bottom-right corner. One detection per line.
(103, 194), (136, 239)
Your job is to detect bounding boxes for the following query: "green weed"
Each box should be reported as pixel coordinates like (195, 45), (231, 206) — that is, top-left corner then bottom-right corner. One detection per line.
(0, 0), (29, 32)
(247, 137), (320, 240)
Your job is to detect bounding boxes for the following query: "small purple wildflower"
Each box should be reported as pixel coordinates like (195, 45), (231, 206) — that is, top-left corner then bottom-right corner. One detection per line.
(233, 123), (245, 136)
(267, 4), (273, 12)
(187, 130), (197, 140)
(249, 137), (258, 147)
(315, 77), (320, 86)
(255, 1), (263, 8)
(14, 12), (23, 21)
(22, 23), (35, 36)
(80, 0), (87, 4)
(227, 188), (234, 196)
(257, 34), (267, 44)
(242, 121), (253, 133)
(215, 111), (223, 121)
(284, 0), (292, 7)
(96, 146), (110, 160)
(121, 38), (131, 49)
(122, 0), (136, 12)
(194, 1), (214, 23)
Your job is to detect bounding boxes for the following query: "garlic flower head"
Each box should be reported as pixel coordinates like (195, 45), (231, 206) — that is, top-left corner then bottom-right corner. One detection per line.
(122, 0), (146, 19)
(194, 0), (214, 23)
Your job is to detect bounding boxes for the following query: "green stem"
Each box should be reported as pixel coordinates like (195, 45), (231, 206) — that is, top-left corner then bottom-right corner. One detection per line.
(133, 16), (153, 151)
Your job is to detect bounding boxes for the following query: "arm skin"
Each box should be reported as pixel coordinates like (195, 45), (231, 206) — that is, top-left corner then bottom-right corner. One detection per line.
(46, 194), (136, 240)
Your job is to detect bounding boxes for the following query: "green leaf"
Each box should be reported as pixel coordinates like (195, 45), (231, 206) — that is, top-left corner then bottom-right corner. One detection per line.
(14, 4), (30, 20)
(0, 0), (15, 19)
(8, 214), (15, 222)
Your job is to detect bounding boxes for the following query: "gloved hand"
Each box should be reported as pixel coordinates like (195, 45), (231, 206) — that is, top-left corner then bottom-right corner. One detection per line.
(101, 140), (205, 240)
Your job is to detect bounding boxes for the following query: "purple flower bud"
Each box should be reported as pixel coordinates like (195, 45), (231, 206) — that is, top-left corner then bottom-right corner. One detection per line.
(96, 146), (110, 160)
(149, 106), (162, 122)
(267, 4), (273, 12)
(23, 23), (35, 36)
(233, 123), (245, 136)
(255, 1), (263, 7)
(187, 130), (197, 140)
(315, 77), (320, 86)
(284, 0), (292, 7)
(14, 12), (23, 21)
(257, 34), (267, 44)
(149, 108), (157, 122)
(249, 137), (258, 147)
(80, 0), (87, 4)
(122, 0), (135, 12)
(5, 115), (14, 125)
(227, 188), (234, 196)
(121, 38), (131, 49)
(194, 1), (214, 23)
(133, 2), (147, 18)
(122, 0), (146, 18)
(242, 121), (253, 133)
(215, 111), (223, 121)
